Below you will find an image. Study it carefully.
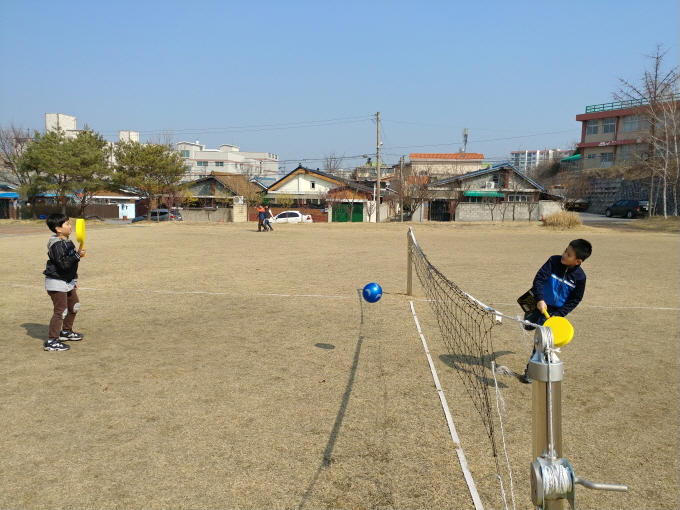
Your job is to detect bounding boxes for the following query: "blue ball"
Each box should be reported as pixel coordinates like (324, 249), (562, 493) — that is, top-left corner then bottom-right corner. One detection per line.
(362, 283), (383, 303)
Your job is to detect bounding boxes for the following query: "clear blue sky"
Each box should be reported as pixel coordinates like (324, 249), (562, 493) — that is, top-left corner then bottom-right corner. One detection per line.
(1, 0), (677, 173)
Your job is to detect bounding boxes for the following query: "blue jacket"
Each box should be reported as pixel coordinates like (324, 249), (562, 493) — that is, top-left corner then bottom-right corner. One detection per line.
(531, 255), (586, 317)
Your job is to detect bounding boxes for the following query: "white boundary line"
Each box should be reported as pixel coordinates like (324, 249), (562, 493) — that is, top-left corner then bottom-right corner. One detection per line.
(4, 284), (678, 311)
(3, 284), (350, 300)
(409, 300), (485, 510)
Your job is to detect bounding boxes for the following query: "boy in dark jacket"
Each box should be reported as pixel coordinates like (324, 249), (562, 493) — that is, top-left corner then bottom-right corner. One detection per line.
(43, 213), (86, 351)
(520, 238), (592, 382)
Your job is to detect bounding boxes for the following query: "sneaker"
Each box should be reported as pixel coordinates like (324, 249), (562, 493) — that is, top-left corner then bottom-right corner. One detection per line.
(59, 330), (83, 341)
(44, 340), (70, 351)
(520, 365), (532, 384)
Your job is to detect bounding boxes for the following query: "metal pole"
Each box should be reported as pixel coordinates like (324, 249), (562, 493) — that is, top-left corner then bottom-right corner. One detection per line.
(529, 328), (564, 510)
(376, 111), (381, 223)
(407, 230), (413, 296)
(399, 156), (404, 222)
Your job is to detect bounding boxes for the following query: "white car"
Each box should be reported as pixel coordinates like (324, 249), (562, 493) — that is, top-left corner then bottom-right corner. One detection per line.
(271, 210), (313, 223)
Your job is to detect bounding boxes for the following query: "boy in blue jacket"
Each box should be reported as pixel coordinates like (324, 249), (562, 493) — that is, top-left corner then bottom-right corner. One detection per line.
(43, 213), (86, 351)
(520, 238), (592, 383)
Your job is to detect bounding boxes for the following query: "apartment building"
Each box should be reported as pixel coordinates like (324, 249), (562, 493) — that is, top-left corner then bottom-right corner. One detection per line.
(45, 113), (139, 147)
(574, 98), (674, 169)
(407, 153), (484, 180)
(510, 149), (573, 173)
(177, 141), (279, 183)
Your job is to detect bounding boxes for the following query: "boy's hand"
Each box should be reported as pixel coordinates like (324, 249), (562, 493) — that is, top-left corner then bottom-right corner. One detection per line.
(78, 245), (86, 257)
(537, 300), (547, 313)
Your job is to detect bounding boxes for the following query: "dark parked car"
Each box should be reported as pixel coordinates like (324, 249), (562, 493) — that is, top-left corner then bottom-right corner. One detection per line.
(131, 209), (183, 223)
(566, 199), (589, 212)
(604, 200), (648, 219)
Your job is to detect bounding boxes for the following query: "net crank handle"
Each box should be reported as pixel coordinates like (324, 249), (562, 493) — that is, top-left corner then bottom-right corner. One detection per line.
(531, 457), (628, 509)
(573, 476), (628, 492)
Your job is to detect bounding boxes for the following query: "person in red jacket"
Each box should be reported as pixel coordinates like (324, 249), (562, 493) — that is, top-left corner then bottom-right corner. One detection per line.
(256, 205), (266, 232)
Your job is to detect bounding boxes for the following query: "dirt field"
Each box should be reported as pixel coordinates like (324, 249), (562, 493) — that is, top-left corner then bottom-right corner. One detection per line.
(0, 219), (677, 509)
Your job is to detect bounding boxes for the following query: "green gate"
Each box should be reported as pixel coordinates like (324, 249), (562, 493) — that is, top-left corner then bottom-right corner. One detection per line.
(333, 203), (364, 222)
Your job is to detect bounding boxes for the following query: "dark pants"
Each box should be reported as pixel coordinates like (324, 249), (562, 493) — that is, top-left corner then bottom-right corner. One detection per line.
(258, 218), (265, 231)
(48, 289), (79, 340)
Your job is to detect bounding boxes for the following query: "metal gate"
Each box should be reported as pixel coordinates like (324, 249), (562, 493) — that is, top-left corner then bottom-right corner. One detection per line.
(333, 202), (364, 222)
(429, 200), (451, 222)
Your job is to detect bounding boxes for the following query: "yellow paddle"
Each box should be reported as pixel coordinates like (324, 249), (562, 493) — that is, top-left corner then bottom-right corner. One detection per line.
(75, 218), (86, 258)
(542, 310), (573, 347)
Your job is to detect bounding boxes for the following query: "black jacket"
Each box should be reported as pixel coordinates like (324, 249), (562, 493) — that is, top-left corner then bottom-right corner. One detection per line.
(43, 236), (81, 282)
(531, 255), (586, 317)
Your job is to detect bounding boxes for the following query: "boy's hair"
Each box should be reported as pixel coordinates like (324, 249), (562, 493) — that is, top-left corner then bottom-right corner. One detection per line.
(569, 238), (592, 261)
(46, 213), (69, 233)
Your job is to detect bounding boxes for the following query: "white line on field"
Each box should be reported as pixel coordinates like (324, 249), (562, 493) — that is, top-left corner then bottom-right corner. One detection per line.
(4, 284), (678, 310)
(487, 301), (679, 311)
(409, 300), (484, 510)
(3, 284), (350, 300)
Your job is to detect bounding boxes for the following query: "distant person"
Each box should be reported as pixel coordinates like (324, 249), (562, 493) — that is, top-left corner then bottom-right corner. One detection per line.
(264, 206), (274, 231)
(256, 205), (266, 232)
(43, 213), (86, 351)
(518, 239), (592, 383)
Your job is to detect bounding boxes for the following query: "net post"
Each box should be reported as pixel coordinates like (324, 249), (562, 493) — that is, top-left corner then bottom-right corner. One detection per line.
(529, 326), (564, 509)
(407, 228), (413, 296)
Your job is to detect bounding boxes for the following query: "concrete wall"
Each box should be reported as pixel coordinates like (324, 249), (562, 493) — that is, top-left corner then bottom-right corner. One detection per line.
(454, 200), (561, 222)
(181, 208), (233, 222)
(233, 203), (247, 222)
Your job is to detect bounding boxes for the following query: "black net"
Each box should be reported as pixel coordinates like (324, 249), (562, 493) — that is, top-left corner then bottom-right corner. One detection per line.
(408, 230), (502, 463)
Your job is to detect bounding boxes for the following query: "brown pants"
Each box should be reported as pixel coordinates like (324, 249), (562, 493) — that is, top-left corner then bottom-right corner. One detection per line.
(258, 218), (265, 231)
(47, 289), (79, 340)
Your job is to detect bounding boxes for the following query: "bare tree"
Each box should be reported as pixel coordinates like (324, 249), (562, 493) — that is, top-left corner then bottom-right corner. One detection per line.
(322, 151), (345, 177)
(616, 44), (679, 217)
(0, 123), (33, 187)
(234, 162), (265, 216)
(484, 197), (501, 221)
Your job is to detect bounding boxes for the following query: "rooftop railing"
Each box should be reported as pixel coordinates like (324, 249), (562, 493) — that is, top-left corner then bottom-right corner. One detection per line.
(586, 93), (680, 113)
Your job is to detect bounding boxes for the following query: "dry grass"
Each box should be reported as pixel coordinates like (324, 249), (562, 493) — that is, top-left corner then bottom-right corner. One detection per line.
(627, 216), (680, 233)
(543, 210), (583, 229)
(0, 220), (677, 509)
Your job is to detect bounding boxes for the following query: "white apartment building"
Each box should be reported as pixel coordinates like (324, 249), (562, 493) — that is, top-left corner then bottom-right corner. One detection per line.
(510, 149), (573, 173)
(177, 141), (279, 183)
(45, 113), (139, 144)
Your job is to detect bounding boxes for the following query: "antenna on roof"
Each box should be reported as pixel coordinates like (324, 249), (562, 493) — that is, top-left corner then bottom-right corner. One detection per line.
(461, 128), (468, 153)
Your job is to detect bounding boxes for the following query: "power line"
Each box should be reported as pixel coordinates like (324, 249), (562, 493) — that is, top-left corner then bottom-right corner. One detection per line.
(96, 115), (374, 136)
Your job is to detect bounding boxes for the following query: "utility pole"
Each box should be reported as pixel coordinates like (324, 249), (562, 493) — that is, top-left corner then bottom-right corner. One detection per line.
(399, 155), (404, 222)
(376, 111), (381, 223)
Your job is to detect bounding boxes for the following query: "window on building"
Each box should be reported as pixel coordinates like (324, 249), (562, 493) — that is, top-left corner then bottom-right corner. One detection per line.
(603, 118), (616, 134)
(623, 114), (650, 132)
(196, 161), (209, 167)
(215, 161), (224, 167)
(181, 150), (190, 158)
(586, 120), (598, 135)
(508, 195), (530, 202)
(600, 152), (614, 167)
(311, 181), (316, 189)
(468, 196), (483, 203)
(619, 143), (643, 161)
(492, 174), (500, 184)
